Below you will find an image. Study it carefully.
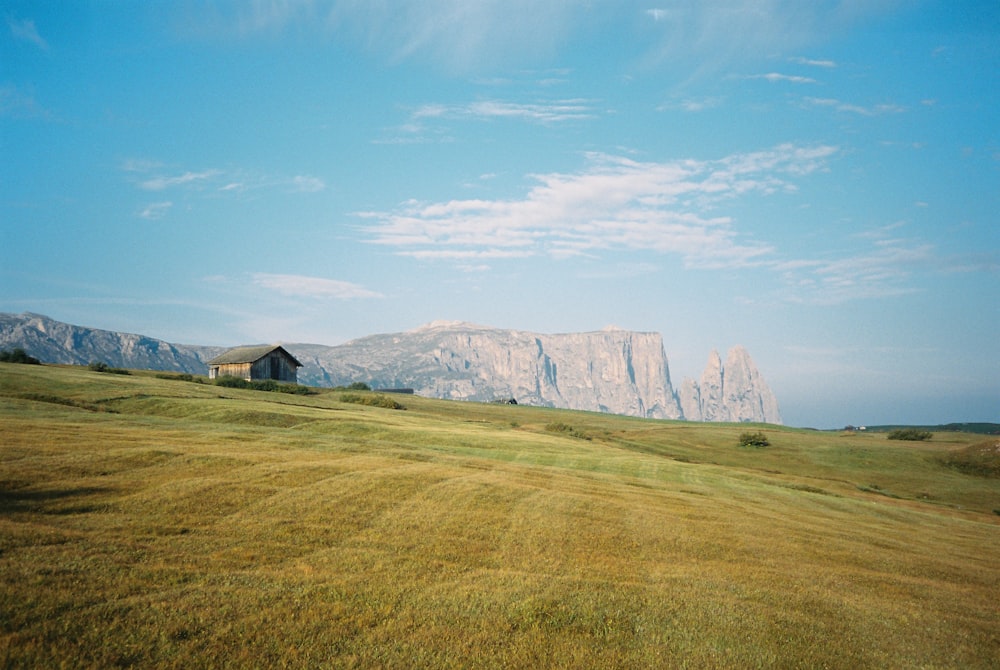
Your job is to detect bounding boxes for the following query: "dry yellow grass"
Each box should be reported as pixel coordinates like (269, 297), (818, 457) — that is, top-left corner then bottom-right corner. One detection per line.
(1, 364), (998, 668)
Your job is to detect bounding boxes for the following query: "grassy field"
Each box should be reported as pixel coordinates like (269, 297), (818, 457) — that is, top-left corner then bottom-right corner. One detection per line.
(1, 363), (998, 668)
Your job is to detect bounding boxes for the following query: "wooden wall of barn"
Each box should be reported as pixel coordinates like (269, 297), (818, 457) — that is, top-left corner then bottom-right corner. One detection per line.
(250, 354), (298, 383)
(209, 362), (252, 380)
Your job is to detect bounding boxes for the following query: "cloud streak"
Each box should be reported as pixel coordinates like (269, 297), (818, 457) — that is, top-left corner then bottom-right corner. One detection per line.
(774, 238), (933, 304)
(7, 15), (48, 50)
(743, 72), (817, 84)
(139, 201), (173, 220)
(803, 97), (905, 116)
(362, 144), (838, 267)
(252, 273), (383, 300)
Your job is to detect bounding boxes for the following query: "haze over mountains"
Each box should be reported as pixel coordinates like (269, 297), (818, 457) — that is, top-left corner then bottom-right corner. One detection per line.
(0, 312), (781, 424)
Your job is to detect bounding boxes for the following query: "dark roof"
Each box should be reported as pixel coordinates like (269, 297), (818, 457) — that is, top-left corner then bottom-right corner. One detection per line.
(207, 345), (302, 367)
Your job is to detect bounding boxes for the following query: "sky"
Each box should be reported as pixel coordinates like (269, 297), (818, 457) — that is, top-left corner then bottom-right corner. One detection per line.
(1, 1), (997, 428)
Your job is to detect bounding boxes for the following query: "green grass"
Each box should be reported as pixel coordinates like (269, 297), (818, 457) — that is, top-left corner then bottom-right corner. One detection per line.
(1, 363), (999, 668)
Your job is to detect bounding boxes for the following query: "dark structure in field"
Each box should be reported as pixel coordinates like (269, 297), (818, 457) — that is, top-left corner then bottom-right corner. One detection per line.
(207, 345), (302, 383)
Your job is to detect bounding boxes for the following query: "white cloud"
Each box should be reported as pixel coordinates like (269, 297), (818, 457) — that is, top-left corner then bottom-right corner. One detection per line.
(0, 84), (54, 120)
(7, 16), (48, 50)
(362, 144), (837, 268)
(744, 72), (817, 84)
(658, 97), (724, 112)
(803, 97), (905, 116)
(140, 170), (221, 191)
(413, 99), (596, 124)
(790, 56), (836, 68)
(139, 201), (173, 220)
(290, 175), (326, 192)
(177, 1), (910, 75)
(773, 237), (933, 304)
(252, 273), (383, 299)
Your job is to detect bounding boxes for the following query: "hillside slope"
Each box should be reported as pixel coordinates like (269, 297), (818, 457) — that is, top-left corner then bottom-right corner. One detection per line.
(0, 312), (782, 423)
(1, 363), (997, 668)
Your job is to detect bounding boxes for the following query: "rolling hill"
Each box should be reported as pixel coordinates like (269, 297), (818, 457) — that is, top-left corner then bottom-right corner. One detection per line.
(1, 362), (998, 668)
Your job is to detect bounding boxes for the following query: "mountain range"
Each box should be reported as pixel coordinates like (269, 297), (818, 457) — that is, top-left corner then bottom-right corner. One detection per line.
(0, 312), (781, 424)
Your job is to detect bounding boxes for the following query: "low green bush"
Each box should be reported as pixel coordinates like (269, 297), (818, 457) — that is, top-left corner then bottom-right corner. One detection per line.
(545, 422), (591, 440)
(339, 393), (406, 410)
(88, 361), (130, 375)
(887, 429), (933, 441)
(156, 372), (195, 382)
(739, 431), (770, 447)
(214, 377), (314, 395)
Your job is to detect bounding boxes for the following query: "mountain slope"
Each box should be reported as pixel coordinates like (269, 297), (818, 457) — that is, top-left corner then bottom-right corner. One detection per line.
(0, 312), (781, 423)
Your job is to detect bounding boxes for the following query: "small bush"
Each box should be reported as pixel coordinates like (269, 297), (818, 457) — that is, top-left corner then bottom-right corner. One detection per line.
(0, 348), (41, 365)
(545, 422), (591, 440)
(214, 376), (314, 395)
(156, 372), (195, 382)
(340, 393), (405, 410)
(88, 361), (130, 375)
(887, 429), (933, 441)
(739, 431), (770, 447)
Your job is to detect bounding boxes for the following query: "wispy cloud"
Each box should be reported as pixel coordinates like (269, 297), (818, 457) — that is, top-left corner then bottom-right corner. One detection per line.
(775, 238), (932, 304)
(7, 15), (48, 50)
(658, 97), (724, 112)
(413, 99), (596, 124)
(181, 0), (583, 72)
(362, 144), (838, 267)
(138, 201), (173, 220)
(790, 56), (836, 68)
(803, 97), (906, 116)
(252, 273), (383, 300)
(0, 84), (54, 120)
(178, 1), (907, 75)
(743, 72), (817, 84)
(125, 162), (325, 195)
(290, 175), (326, 193)
(139, 170), (221, 191)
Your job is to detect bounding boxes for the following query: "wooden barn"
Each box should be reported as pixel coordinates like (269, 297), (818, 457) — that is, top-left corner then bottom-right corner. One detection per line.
(207, 345), (302, 384)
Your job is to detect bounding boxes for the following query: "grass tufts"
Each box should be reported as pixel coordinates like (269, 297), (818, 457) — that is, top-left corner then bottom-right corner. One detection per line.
(544, 422), (592, 440)
(339, 392), (406, 410)
(939, 440), (1000, 478)
(1, 364), (998, 668)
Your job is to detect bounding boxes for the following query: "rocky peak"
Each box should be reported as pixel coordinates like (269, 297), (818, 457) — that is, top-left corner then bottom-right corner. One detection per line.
(677, 346), (782, 424)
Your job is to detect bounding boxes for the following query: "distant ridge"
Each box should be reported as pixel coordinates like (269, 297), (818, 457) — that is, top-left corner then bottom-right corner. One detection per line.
(0, 312), (781, 424)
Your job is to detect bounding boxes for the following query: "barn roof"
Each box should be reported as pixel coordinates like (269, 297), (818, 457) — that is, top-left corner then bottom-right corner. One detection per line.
(206, 345), (302, 367)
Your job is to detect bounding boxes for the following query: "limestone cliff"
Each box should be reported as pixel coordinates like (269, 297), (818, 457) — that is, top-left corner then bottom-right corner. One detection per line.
(295, 322), (684, 419)
(0, 313), (781, 423)
(677, 346), (782, 424)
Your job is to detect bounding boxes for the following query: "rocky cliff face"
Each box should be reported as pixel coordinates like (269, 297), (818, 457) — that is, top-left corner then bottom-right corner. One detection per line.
(677, 346), (782, 424)
(296, 322), (683, 419)
(0, 313), (781, 424)
(0, 312), (221, 371)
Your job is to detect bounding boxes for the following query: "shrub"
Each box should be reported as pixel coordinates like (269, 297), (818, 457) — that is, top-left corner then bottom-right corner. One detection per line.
(739, 431), (770, 447)
(0, 348), (41, 365)
(340, 393), (405, 410)
(88, 361), (130, 375)
(545, 422), (591, 440)
(887, 429), (933, 441)
(214, 377), (314, 395)
(156, 372), (195, 382)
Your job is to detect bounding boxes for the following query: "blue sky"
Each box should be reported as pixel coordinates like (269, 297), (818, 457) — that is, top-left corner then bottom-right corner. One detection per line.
(1, 1), (997, 428)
